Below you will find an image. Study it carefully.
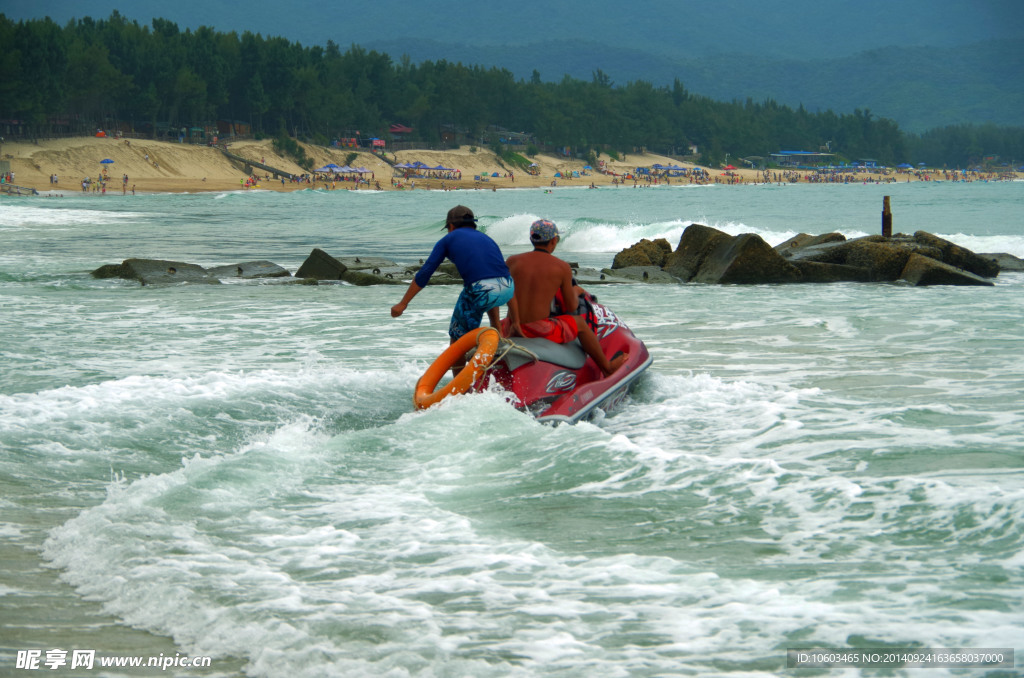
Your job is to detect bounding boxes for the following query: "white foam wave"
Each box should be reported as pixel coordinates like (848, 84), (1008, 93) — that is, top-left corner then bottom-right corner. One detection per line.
(0, 203), (155, 227)
(601, 372), (815, 458)
(211, 190), (257, 199)
(484, 211), (879, 253)
(562, 220), (688, 253)
(40, 392), (1024, 676)
(0, 364), (423, 477)
(936, 233), (1024, 258)
(0, 522), (24, 539)
(6, 183), (1023, 676)
(482, 212), (543, 247)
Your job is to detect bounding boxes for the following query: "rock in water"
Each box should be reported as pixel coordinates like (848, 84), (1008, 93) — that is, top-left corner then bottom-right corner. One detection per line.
(662, 224), (735, 282)
(207, 261), (291, 279)
(899, 253), (994, 286)
(296, 248), (348, 280)
(912, 231), (999, 278)
(120, 259), (220, 285)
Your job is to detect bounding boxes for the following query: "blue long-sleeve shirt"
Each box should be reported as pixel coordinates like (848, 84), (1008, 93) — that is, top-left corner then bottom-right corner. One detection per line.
(414, 227), (510, 288)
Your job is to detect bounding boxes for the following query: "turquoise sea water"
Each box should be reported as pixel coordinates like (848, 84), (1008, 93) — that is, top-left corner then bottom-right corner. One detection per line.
(1, 181), (1022, 677)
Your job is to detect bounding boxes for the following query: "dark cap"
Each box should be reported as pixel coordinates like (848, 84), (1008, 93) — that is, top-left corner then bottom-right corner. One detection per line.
(446, 205), (478, 229)
(529, 219), (559, 243)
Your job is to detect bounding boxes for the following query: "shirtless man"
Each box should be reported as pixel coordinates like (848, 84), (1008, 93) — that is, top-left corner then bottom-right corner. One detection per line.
(503, 219), (627, 376)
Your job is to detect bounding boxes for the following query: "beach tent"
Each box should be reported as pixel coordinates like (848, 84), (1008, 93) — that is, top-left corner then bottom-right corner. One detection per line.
(315, 163), (341, 173)
(897, 163), (913, 169)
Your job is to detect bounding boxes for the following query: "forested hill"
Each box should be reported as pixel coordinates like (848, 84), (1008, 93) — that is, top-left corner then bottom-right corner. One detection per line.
(372, 37), (1024, 133)
(1, 13), (1022, 169)
(6, 0), (1023, 132)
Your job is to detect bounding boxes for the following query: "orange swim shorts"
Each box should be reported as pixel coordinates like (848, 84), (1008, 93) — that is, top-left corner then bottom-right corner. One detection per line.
(504, 314), (579, 343)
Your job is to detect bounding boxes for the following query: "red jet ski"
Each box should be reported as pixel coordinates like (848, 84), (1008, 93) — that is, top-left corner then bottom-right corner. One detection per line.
(414, 292), (652, 424)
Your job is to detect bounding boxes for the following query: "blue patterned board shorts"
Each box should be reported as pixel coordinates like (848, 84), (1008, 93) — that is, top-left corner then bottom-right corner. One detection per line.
(449, 275), (514, 340)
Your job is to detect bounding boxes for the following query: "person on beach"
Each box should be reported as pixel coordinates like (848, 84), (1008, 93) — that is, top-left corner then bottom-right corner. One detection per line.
(502, 219), (627, 376)
(391, 205), (514, 369)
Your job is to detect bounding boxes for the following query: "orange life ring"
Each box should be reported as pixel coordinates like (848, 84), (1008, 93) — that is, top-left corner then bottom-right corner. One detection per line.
(414, 327), (500, 410)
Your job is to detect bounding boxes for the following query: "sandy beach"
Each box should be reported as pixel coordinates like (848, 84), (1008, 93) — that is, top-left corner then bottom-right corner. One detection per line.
(2, 136), (1012, 196)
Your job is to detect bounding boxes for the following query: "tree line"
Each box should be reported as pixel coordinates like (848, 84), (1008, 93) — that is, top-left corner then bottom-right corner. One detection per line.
(1, 12), (1021, 169)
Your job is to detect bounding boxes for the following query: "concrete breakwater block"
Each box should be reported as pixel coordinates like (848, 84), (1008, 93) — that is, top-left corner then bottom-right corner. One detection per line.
(296, 248), (348, 280)
(339, 269), (408, 286)
(981, 252), (1024, 272)
(336, 256), (401, 271)
(124, 259), (221, 285)
(571, 267), (635, 284)
(370, 266), (414, 279)
(207, 261), (292, 279)
(90, 263), (129, 279)
(601, 266), (679, 283)
(91, 259), (221, 285)
(294, 248), (410, 285)
(899, 253), (994, 287)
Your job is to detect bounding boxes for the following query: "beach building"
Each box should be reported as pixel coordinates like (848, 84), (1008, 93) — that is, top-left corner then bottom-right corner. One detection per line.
(217, 119), (252, 138)
(770, 151), (835, 167)
(389, 124), (413, 139)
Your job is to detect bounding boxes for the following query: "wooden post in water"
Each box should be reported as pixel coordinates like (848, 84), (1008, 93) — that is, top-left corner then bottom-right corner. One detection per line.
(882, 196), (892, 237)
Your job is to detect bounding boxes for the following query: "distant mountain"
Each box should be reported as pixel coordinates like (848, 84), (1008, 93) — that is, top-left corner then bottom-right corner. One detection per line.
(7, 0), (1023, 131)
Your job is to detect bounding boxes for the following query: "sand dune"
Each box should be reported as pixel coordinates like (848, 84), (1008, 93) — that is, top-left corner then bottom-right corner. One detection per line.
(3, 136), (971, 195)
(2, 136), (718, 194)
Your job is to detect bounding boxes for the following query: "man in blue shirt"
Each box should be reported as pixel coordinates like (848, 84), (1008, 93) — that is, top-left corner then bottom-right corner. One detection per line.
(391, 205), (514, 345)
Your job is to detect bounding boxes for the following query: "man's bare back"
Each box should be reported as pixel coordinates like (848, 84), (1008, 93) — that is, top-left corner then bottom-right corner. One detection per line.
(504, 226), (627, 376)
(505, 248), (577, 325)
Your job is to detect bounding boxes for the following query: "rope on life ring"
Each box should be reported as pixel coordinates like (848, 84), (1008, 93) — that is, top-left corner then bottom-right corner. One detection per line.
(414, 327), (500, 410)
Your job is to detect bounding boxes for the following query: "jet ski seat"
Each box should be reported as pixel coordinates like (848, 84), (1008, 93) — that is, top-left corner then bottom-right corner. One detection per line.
(498, 337), (587, 371)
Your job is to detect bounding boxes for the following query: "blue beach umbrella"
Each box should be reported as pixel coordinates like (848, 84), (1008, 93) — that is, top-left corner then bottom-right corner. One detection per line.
(100, 159), (114, 164)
